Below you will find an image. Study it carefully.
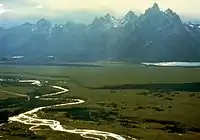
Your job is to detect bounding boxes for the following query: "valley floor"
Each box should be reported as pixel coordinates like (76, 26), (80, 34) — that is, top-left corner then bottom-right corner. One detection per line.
(0, 63), (200, 140)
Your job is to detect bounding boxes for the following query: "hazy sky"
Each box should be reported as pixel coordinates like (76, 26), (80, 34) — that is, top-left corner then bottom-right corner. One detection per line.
(0, 0), (200, 24)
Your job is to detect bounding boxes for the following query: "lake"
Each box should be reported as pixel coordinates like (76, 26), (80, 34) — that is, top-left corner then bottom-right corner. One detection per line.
(142, 62), (200, 67)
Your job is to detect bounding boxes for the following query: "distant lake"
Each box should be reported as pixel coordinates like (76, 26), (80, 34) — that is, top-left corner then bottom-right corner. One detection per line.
(142, 62), (200, 67)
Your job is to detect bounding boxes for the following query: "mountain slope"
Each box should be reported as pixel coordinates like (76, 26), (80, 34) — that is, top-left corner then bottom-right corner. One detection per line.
(0, 3), (200, 62)
(114, 4), (200, 61)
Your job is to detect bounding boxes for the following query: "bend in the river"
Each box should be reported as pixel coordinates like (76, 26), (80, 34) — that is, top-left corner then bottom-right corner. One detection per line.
(8, 80), (133, 140)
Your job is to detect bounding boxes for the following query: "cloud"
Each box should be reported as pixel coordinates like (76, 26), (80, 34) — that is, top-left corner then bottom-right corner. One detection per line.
(34, 4), (43, 9)
(0, 4), (10, 14)
(24, 0), (200, 17)
(0, 3), (14, 17)
(0, 4), (5, 14)
(1, 0), (200, 22)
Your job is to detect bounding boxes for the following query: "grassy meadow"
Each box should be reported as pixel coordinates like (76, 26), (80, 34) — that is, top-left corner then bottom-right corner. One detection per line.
(0, 63), (200, 140)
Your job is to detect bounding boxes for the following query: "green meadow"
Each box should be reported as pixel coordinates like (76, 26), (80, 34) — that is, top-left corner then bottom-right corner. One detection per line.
(0, 63), (200, 140)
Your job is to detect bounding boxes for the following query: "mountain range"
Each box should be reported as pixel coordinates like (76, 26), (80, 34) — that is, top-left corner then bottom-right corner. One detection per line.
(0, 3), (200, 63)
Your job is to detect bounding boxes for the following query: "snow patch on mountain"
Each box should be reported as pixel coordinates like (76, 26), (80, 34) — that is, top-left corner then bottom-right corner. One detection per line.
(189, 24), (194, 28)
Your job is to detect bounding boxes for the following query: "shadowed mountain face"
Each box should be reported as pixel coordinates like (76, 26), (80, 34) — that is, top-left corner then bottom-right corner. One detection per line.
(0, 3), (200, 62)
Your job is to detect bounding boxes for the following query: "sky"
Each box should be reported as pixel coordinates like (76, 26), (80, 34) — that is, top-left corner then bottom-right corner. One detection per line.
(0, 0), (200, 26)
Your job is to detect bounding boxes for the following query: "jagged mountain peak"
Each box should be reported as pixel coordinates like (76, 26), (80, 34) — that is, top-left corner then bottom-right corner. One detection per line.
(103, 13), (116, 21)
(165, 8), (174, 15)
(104, 13), (112, 18)
(145, 3), (161, 14)
(152, 3), (160, 10)
(33, 18), (52, 33)
(124, 11), (137, 20)
(122, 11), (138, 26)
(126, 11), (136, 16)
(164, 8), (180, 18)
(164, 9), (182, 25)
(93, 17), (99, 23)
(91, 14), (119, 29)
(22, 22), (33, 27)
(36, 18), (51, 25)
